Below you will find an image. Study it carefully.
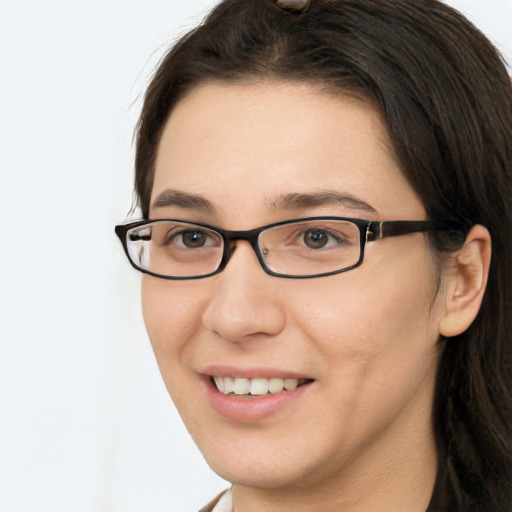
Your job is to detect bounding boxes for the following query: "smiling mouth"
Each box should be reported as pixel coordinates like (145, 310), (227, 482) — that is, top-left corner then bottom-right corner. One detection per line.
(210, 376), (313, 398)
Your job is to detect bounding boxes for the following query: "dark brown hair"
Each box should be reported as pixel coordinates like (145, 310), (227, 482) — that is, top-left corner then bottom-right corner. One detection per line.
(134, 1), (512, 510)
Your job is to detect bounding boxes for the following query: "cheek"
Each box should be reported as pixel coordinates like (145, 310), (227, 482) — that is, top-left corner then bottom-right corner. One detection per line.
(295, 245), (442, 398)
(295, 278), (441, 459)
(141, 277), (203, 366)
(141, 277), (208, 424)
(298, 270), (437, 347)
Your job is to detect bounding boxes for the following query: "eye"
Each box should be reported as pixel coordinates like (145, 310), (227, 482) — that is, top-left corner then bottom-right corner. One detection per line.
(168, 229), (213, 249)
(303, 229), (330, 249)
(302, 228), (345, 249)
(180, 230), (208, 248)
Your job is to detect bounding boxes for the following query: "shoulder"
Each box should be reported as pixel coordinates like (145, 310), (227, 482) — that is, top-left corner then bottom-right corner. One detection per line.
(198, 490), (230, 512)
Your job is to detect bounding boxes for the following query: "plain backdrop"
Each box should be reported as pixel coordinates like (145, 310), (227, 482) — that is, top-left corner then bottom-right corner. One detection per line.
(0, 1), (510, 511)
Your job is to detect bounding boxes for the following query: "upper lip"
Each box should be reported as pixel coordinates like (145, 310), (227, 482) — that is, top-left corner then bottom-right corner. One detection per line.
(199, 363), (314, 380)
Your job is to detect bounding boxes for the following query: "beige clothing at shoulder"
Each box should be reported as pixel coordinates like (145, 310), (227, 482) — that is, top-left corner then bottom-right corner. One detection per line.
(198, 489), (232, 512)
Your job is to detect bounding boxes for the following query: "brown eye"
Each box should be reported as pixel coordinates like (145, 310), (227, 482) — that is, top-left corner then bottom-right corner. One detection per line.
(303, 230), (329, 249)
(180, 230), (207, 248)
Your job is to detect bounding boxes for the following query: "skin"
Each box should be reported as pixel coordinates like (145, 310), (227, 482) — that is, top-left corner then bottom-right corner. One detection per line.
(141, 82), (490, 512)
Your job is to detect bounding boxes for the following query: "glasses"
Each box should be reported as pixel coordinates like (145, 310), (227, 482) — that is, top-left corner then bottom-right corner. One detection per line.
(115, 217), (461, 280)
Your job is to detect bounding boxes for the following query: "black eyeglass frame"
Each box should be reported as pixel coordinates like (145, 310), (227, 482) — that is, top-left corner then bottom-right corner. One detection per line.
(115, 217), (464, 280)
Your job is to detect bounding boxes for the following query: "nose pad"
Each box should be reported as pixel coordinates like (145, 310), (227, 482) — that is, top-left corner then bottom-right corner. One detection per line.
(202, 243), (286, 343)
(217, 239), (238, 273)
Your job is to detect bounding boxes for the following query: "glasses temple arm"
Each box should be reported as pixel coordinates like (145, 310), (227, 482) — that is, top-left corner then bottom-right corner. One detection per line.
(366, 220), (465, 242)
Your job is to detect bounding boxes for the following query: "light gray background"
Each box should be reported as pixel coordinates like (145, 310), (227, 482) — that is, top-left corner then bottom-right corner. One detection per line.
(1, 1), (511, 511)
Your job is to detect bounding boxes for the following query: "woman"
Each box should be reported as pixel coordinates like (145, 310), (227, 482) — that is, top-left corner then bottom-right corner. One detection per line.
(115, 0), (512, 510)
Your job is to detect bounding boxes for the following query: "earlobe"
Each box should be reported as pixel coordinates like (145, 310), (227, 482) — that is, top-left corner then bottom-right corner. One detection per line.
(438, 225), (491, 338)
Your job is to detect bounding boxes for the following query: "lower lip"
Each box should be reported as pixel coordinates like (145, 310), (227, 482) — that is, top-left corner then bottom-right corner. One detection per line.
(202, 377), (313, 423)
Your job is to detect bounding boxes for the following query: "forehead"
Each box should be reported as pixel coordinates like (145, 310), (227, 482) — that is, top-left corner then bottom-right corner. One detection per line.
(152, 82), (424, 224)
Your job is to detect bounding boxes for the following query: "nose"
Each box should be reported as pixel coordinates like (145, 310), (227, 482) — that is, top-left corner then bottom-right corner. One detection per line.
(202, 242), (287, 343)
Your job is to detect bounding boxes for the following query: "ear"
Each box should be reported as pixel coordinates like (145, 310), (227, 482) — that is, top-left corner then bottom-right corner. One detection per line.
(438, 225), (491, 337)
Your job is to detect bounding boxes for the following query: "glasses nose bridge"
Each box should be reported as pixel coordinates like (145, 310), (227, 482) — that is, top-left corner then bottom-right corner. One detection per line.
(220, 227), (265, 272)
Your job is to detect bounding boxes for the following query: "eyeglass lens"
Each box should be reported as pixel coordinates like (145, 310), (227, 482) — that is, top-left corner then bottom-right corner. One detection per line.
(125, 219), (362, 278)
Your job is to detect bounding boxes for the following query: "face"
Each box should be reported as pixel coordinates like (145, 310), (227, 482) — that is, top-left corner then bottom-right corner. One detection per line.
(142, 82), (446, 494)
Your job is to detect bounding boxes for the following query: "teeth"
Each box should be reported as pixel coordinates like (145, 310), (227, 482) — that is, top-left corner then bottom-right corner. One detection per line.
(268, 377), (284, 393)
(213, 376), (224, 393)
(250, 378), (269, 396)
(233, 377), (250, 395)
(284, 378), (298, 391)
(224, 376), (234, 394)
(212, 376), (309, 396)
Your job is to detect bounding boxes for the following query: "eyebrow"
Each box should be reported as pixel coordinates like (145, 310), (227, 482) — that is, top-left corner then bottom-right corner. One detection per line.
(269, 191), (377, 213)
(151, 189), (377, 215)
(151, 190), (217, 214)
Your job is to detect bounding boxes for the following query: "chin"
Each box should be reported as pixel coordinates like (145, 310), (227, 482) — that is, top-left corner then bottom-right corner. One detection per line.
(207, 456), (307, 489)
(191, 425), (338, 490)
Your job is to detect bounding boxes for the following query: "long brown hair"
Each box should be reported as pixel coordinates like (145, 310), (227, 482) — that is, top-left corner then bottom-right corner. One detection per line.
(134, 1), (512, 510)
